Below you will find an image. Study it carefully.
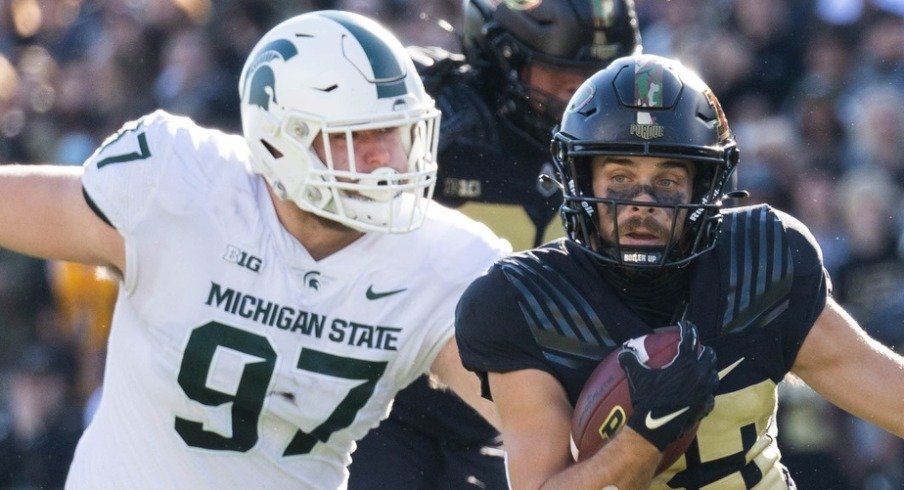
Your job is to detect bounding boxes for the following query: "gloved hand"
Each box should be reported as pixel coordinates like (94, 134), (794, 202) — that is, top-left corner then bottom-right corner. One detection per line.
(617, 321), (718, 452)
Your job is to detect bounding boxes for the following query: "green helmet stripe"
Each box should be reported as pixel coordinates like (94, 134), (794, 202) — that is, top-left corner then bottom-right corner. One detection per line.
(320, 11), (407, 98)
(634, 57), (665, 107)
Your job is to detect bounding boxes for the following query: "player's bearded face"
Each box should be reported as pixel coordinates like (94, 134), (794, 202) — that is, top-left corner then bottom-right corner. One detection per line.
(591, 156), (695, 248)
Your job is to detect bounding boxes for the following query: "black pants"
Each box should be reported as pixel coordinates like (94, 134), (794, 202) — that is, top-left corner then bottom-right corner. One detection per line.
(348, 382), (506, 490)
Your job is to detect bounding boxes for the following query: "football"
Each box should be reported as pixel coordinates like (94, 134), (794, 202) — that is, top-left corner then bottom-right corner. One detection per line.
(569, 328), (700, 475)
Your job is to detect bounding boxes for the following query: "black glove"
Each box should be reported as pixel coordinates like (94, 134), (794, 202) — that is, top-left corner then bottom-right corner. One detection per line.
(617, 321), (718, 452)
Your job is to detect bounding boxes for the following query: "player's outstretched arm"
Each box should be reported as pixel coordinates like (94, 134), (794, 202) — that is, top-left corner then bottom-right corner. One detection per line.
(792, 297), (904, 438)
(488, 368), (660, 490)
(430, 338), (501, 430)
(0, 165), (124, 271)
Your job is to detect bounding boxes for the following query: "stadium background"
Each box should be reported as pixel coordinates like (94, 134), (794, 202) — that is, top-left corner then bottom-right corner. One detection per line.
(1, 0), (904, 487)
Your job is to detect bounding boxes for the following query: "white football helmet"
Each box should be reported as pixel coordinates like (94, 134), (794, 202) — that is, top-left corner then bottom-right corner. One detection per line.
(239, 10), (440, 233)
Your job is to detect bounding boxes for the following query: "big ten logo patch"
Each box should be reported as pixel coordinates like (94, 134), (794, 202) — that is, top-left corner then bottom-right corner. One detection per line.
(224, 245), (263, 272)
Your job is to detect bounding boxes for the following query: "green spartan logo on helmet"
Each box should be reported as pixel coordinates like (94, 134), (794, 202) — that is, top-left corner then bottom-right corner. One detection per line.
(244, 39), (299, 110)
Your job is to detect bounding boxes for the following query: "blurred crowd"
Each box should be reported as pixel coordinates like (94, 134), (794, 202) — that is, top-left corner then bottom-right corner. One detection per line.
(1, 0), (904, 488)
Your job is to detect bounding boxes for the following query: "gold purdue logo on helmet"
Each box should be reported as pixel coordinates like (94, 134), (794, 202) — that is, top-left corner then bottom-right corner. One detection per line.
(630, 111), (664, 140)
(598, 405), (627, 440)
(630, 123), (664, 140)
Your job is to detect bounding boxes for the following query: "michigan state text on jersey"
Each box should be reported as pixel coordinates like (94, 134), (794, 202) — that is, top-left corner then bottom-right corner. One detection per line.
(0, 11), (510, 489)
(68, 110), (504, 489)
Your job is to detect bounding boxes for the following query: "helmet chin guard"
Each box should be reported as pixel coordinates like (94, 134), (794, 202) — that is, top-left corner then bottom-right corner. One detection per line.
(239, 11), (440, 233)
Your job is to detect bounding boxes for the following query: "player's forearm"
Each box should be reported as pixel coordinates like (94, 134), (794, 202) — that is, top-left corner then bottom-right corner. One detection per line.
(793, 299), (904, 438)
(539, 428), (659, 490)
(0, 164), (72, 256)
(431, 338), (502, 430)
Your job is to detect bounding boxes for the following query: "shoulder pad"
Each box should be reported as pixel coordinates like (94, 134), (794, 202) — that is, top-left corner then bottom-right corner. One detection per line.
(421, 204), (511, 283)
(82, 110), (249, 234)
(716, 205), (810, 335)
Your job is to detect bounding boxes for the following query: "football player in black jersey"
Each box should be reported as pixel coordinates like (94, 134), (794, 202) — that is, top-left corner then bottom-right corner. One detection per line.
(348, 1), (641, 488)
(455, 53), (904, 489)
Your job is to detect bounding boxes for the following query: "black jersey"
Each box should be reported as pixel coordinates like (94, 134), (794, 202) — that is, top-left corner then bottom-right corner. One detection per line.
(411, 45), (562, 250)
(456, 205), (830, 489)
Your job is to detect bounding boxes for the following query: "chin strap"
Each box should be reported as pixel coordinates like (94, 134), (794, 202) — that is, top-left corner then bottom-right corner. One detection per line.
(617, 248), (665, 266)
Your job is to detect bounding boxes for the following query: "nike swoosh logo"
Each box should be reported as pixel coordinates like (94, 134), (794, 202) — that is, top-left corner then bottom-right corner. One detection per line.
(718, 357), (745, 380)
(365, 286), (407, 300)
(645, 407), (690, 430)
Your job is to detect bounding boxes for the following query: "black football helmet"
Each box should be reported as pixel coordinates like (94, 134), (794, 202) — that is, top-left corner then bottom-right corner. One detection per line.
(551, 54), (740, 269)
(462, 0), (641, 146)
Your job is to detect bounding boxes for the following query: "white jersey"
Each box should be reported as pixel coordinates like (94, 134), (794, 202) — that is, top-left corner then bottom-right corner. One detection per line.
(67, 111), (511, 489)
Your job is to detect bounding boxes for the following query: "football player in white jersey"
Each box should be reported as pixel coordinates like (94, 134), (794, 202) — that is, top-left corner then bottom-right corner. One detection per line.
(0, 11), (511, 489)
